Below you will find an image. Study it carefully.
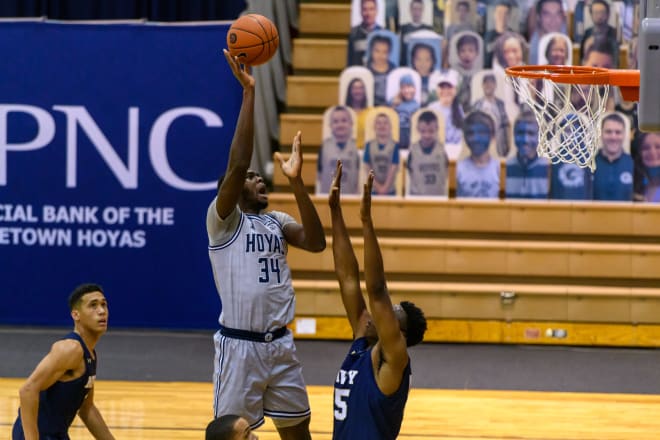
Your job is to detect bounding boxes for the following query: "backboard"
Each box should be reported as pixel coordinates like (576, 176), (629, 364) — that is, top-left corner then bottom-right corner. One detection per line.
(638, 0), (660, 132)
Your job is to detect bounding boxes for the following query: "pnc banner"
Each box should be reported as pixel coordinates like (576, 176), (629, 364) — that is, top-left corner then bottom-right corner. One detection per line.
(0, 21), (241, 327)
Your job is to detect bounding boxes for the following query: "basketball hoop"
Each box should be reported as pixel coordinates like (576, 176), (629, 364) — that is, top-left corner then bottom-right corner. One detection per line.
(505, 65), (639, 171)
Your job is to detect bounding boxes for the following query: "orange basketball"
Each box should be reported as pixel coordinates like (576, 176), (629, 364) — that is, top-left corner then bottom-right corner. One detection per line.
(227, 14), (279, 66)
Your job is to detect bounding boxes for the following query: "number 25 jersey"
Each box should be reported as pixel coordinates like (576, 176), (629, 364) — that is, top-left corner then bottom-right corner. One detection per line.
(333, 337), (411, 440)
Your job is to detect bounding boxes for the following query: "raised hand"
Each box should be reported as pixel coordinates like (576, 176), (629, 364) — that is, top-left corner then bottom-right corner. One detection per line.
(223, 49), (255, 89)
(274, 131), (303, 180)
(329, 160), (343, 209)
(361, 170), (374, 222)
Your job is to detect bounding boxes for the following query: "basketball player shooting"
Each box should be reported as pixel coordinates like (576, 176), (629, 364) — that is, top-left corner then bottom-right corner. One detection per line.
(206, 49), (325, 440)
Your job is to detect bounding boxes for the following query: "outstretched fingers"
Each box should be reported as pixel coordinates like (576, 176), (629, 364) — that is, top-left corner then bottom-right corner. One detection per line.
(223, 49), (240, 74)
(273, 131), (304, 180)
(287, 131), (303, 178)
(222, 49), (253, 88)
(365, 170), (374, 194)
(292, 130), (302, 152)
(361, 170), (374, 221)
(273, 151), (285, 168)
(329, 160), (343, 208)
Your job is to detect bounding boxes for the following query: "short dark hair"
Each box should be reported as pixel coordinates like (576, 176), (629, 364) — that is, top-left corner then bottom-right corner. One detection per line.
(411, 42), (437, 67)
(590, 0), (610, 16)
(482, 73), (497, 84)
(418, 110), (438, 125)
(206, 415), (241, 440)
(456, 33), (479, 50)
(68, 283), (104, 311)
(601, 113), (626, 126)
(514, 109), (537, 128)
(465, 110), (495, 135)
(330, 106), (354, 131)
(583, 35), (616, 63)
(400, 301), (427, 347)
(536, 0), (563, 15)
(370, 35), (392, 52)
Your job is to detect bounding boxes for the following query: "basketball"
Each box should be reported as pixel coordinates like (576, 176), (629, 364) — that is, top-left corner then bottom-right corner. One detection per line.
(227, 14), (279, 66)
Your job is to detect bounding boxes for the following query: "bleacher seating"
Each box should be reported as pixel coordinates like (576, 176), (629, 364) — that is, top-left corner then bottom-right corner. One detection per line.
(273, 152), (507, 195)
(274, 1), (657, 347)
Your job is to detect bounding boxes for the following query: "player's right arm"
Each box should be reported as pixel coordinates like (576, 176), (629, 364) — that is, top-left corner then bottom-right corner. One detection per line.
(361, 171), (409, 394)
(19, 340), (84, 440)
(329, 160), (369, 338)
(214, 49), (256, 220)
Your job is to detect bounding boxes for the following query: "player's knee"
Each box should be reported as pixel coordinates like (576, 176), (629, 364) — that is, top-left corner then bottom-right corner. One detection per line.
(272, 415), (310, 429)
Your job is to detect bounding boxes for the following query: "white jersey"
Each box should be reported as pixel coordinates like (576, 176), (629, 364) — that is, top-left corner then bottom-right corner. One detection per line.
(207, 199), (296, 332)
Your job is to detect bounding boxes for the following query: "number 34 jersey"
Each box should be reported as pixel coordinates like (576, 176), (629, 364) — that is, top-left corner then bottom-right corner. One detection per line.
(207, 201), (296, 332)
(333, 337), (411, 440)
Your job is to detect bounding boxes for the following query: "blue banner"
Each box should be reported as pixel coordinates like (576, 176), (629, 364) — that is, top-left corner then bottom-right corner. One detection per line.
(0, 21), (241, 328)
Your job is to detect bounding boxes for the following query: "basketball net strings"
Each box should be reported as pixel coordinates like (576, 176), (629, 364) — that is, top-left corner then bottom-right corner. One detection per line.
(508, 76), (610, 172)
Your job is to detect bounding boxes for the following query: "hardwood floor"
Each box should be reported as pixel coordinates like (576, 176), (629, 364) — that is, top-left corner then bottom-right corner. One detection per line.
(2, 378), (660, 439)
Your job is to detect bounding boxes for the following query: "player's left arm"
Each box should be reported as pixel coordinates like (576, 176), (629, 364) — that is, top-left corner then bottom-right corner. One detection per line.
(361, 171), (409, 394)
(78, 388), (115, 440)
(330, 160), (370, 338)
(279, 131), (326, 252)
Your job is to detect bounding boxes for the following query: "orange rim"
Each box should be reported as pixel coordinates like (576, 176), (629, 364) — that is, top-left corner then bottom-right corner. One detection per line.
(505, 65), (640, 101)
(505, 65), (639, 87)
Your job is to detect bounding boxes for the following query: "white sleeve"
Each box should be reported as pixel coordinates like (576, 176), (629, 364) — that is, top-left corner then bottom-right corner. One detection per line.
(206, 197), (241, 246)
(267, 210), (297, 231)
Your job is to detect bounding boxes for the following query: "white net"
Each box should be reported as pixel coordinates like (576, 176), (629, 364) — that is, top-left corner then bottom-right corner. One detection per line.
(506, 73), (610, 172)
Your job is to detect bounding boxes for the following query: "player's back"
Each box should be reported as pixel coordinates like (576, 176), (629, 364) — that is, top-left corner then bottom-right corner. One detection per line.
(332, 337), (410, 440)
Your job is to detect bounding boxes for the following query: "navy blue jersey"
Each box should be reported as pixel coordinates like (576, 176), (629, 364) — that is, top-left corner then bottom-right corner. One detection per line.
(593, 151), (634, 201)
(13, 332), (97, 440)
(550, 163), (593, 200)
(333, 337), (411, 440)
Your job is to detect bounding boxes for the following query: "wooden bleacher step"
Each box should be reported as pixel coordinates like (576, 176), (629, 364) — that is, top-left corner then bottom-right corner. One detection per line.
(280, 113), (323, 149)
(292, 279), (660, 324)
(290, 278), (660, 346)
(286, 236), (660, 281)
(287, 76), (339, 109)
(267, 193), (660, 238)
(293, 38), (347, 72)
(299, 3), (350, 36)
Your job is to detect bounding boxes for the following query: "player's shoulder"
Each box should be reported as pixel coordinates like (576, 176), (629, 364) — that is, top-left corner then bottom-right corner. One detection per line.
(50, 338), (85, 361)
(263, 210), (295, 225)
